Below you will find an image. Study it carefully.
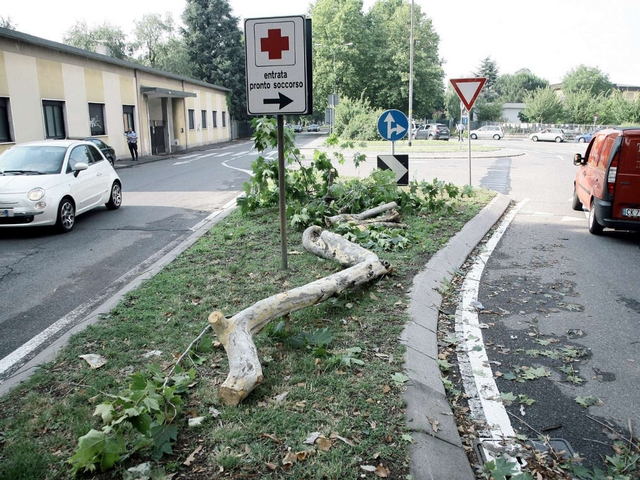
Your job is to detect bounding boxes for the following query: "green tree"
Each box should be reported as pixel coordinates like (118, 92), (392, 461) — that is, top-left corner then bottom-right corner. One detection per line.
(310, 0), (370, 117)
(445, 86), (462, 122)
(562, 89), (604, 124)
(520, 88), (563, 123)
(495, 69), (548, 103)
(473, 98), (504, 122)
(473, 57), (499, 102)
(0, 16), (17, 30)
(63, 21), (130, 59)
(604, 91), (640, 125)
(183, 0), (247, 120)
(132, 13), (174, 68)
(364, 0), (445, 117)
(561, 65), (613, 96)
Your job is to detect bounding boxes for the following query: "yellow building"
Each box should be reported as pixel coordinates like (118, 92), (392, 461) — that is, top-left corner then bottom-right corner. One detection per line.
(0, 26), (232, 158)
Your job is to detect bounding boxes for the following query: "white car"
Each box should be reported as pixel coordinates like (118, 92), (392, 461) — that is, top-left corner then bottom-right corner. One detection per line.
(470, 125), (504, 140)
(529, 128), (565, 143)
(0, 140), (122, 233)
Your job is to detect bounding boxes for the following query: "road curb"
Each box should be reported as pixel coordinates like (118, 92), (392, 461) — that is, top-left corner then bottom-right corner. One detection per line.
(402, 193), (511, 479)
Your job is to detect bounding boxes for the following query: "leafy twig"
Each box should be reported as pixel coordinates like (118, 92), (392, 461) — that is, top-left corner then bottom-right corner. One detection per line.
(162, 324), (213, 389)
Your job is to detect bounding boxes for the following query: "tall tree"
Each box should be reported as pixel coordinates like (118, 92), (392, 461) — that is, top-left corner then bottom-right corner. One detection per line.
(495, 69), (548, 103)
(0, 16), (17, 30)
(182, 0), (247, 120)
(520, 88), (563, 124)
(132, 13), (175, 69)
(310, 0), (370, 117)
(473, 57), (499, 102)
(63, 21), (130, 59)
(364, 0), (444, 117)
(562, 65), (613, 96)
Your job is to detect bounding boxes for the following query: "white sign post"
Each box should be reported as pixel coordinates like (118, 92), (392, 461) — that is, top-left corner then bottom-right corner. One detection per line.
(245, 16), (311, 115)
(450, 78), (487, 186)
(245, 16), (312, 269)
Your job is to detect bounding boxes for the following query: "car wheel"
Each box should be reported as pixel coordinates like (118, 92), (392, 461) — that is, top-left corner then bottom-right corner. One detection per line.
(531, 136), (538, 142)
(428, 134), (434, 140)
(471, 134), (477, 139)
(493, 134), (501, 140)
(578, 137), (586, 143)
(555, 137), (563, 143)
(55, 197), (75, 233)
(106, 181), (122, 210)
(571, 186), (583, 211)
(108, 155), (115, 166)
(588, 200), (604, 235)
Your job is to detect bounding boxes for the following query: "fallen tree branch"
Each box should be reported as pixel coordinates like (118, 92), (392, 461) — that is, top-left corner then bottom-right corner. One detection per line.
(325, 201), (398, 227)
(208, 225), (391, 406)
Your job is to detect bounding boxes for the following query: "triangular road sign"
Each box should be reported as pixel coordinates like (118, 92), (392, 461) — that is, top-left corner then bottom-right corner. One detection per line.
(450, 77), (487, 111)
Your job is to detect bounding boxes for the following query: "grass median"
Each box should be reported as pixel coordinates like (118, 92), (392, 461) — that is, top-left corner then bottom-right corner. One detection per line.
(0, 190), (494, 480)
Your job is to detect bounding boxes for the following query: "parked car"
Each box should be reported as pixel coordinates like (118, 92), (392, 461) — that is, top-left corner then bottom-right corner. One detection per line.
(293, 124), (303, 133)
(84, 137), (116, 166)
(307, 124), (319, 132)
(575, 128), (603, 143)
(414, 123), (450, 140)
(529, 128), (565, 143)
(470, 125), (504, 140)
(0, 140), (122, 233)
(572, 127), (640, 234)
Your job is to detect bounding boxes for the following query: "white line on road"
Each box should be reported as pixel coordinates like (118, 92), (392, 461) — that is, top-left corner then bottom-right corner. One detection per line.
(455, 198), (529, 465)
(214, 152), (232, 157)
(221, 160), (253, 175)
(232, 150), (252, 156)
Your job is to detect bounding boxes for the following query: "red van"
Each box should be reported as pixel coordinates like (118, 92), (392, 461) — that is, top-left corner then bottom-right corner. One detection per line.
(572, 127), (640, 234)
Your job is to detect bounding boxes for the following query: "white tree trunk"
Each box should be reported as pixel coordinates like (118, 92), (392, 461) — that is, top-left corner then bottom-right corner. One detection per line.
(208, 226), (391, 406)
(324, 201), (398, 226)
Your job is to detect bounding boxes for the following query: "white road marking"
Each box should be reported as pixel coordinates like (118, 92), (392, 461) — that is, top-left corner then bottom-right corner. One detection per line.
(232, 150), (252, 157)
(214, 152), (232, 157)
(222, 160), (253, 175)
(561, 216), (584, 222)
(455, 198), (529, 466)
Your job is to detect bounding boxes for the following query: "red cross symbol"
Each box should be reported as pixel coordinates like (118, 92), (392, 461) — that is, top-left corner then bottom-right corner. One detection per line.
(260, 28), (290, 60)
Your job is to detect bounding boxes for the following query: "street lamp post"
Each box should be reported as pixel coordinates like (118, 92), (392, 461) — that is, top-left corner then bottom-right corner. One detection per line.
(315, 42), (353, 135)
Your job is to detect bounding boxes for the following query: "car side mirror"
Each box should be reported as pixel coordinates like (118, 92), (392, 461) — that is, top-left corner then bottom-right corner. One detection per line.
(573, 154), (585, 166)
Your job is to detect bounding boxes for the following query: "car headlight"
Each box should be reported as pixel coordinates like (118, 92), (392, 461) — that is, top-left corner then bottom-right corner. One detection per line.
(28, 187), (45, 201)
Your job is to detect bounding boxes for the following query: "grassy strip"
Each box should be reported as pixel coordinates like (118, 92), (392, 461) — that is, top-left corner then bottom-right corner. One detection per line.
(0, 190), (494, 480)
(328, 139), (501, 153)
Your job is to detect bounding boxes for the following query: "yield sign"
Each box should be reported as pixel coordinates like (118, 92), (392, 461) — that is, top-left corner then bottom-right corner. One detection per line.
(450, 77), (487, 111)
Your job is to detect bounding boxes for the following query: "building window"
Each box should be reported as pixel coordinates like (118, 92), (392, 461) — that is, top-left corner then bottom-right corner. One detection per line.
(188, 109), (195, 130)
(222, 111), (226, 128)
(123, 105), (135, 132)
(42, 100), (66, 139)
(0, 98), (12, 143)
(201, 110), (207, 129)
(88, 103), (106, 136)
(212, 111), (217, 128)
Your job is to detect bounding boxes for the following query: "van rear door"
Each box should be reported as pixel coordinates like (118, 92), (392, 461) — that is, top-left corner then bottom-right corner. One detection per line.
(611, 131), (640, 222)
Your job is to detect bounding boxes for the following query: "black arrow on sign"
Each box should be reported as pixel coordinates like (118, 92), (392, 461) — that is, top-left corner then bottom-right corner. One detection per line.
(263, 92), (293, 109)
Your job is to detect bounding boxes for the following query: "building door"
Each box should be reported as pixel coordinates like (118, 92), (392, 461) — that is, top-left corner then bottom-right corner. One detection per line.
(150, 124), (165, 154)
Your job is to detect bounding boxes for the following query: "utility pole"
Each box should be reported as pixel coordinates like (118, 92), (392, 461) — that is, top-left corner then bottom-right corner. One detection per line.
(408, 0), (414, 146)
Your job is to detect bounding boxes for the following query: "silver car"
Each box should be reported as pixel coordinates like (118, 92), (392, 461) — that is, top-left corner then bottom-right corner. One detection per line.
(0, 140), (122, 233)
(470, 125), (504, 140)
(529, 128), (565, 143)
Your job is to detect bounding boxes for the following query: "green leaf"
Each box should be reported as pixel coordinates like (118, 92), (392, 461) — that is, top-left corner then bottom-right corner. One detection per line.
(94, 403), (114, 424)
(482, 456), (520, 480)
(401, 434), (414, 443)
(307, 328), (333, 347)
(69, 429), (106, 474)
(437, 359), (452, 371)
(151, 424), (178, 461)
(500, 392), (517, 406)
(575, 395), (601, 408)
(503, 371), (518, 381)
(391, 372), (410, 386)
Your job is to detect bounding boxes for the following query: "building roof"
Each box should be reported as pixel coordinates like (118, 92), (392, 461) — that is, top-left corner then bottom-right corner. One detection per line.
(0, 26), (231, 93)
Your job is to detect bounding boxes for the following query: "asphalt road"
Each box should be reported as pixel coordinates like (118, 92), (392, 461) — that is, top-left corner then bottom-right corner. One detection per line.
(0, 134), (320, 382)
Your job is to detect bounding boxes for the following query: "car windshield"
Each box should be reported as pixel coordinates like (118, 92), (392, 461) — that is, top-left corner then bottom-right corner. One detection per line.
(0, 146), (66, 175)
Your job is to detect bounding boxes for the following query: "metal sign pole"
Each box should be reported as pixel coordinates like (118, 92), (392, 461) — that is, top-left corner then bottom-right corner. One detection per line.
(277, 115), (288, 269)
(468, 110), (472, 186)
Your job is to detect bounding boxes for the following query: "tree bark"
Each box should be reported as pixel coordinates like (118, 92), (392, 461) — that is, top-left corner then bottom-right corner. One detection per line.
(208, 226), (391, 406)
(324, 201), (398, 227)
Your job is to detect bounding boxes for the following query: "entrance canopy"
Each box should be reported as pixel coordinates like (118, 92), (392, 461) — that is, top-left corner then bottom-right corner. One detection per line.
(140, 86), (197, 99)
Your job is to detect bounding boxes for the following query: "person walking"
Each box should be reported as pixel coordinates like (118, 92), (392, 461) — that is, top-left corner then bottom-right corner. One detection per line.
(126, 129), (139, 161)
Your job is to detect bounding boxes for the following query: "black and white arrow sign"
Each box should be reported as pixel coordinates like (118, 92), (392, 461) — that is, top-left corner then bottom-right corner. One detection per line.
(263, 93), (294, 109)
(377, 154), (409, 186)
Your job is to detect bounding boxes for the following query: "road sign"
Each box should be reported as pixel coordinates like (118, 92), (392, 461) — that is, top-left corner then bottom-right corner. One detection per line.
(450, 77), (487, 111)
(245, 16), (312, 115)
(377, 154), (409, 185)
(377, 109), (408, 141)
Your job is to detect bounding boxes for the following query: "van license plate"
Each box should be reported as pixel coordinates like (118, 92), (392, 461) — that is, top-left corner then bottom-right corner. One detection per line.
(622, 208), (640, 218)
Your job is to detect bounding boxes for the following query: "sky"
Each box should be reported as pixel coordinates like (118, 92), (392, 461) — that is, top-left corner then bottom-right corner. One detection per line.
(3, 0), (640, 86)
